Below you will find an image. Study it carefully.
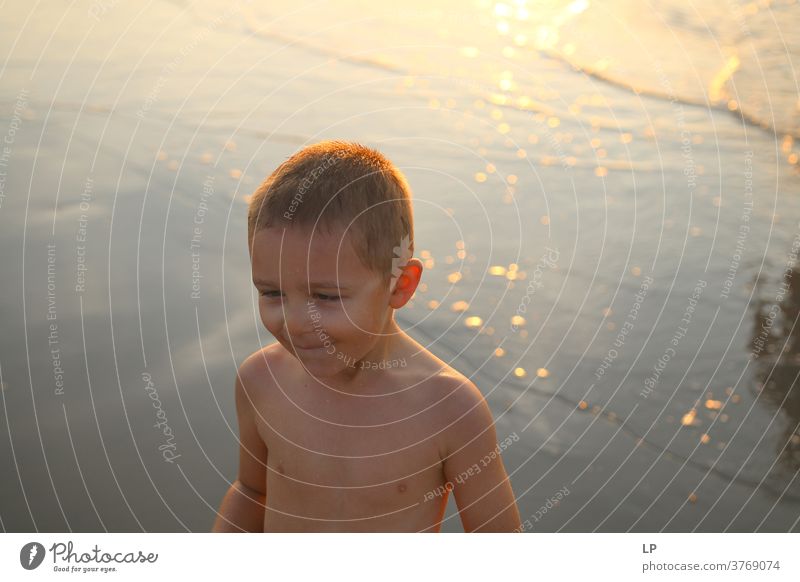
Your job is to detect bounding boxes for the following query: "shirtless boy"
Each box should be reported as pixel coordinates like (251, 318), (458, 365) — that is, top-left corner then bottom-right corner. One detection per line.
(212, 141), (521, 532)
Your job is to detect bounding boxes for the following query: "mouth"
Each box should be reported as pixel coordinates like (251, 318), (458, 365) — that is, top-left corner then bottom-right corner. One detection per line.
(291, 346), (330, 362)
(285, 339), (326, 352)
(282, 335), (322, 350)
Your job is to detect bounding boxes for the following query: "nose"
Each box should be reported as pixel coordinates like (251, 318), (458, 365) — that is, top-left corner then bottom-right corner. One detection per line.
(280, 298), (314, 342)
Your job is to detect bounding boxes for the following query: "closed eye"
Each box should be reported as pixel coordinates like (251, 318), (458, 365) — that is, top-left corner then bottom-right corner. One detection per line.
(313, 293), (340, 301)
(259, 290), (340, 301)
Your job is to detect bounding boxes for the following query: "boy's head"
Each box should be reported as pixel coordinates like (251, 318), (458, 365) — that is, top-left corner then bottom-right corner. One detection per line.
(247, 141), (422, 377)
(248, 140), (414, 286)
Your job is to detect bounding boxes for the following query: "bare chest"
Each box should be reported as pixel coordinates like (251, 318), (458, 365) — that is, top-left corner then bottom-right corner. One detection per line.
(254, 383), (447, 524)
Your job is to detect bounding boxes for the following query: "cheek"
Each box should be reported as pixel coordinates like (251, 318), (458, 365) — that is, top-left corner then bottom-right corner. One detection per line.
(310, 303), (367, 340)
(314, 305), (349, 332)
(343, 297), (386, 334)
(258, 300), (283, 335)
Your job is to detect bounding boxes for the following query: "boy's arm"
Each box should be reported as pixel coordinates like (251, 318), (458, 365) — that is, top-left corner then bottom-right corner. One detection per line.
(212, 364), (268, 532)
(441, 378), (521, 532)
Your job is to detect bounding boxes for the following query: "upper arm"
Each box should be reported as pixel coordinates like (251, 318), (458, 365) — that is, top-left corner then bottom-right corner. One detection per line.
(234, 353), (269, 496)
(440, 377), (521, 532)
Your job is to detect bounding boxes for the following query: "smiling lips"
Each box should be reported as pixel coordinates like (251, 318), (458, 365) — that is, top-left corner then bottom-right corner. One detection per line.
(285, 337), (324, 350)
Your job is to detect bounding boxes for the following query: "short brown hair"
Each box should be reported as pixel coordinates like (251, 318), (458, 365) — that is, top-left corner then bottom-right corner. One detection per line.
(247, 141), (414, 283)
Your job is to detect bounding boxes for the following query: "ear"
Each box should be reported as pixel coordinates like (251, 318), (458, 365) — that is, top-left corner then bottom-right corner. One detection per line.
(389, 258), (424, 309)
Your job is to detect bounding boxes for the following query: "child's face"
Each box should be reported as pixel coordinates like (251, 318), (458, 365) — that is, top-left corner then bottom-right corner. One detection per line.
(250, 224), (394, 378)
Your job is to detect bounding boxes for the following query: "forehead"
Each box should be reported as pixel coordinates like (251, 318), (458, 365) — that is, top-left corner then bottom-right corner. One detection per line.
(250, 224), (372, 285)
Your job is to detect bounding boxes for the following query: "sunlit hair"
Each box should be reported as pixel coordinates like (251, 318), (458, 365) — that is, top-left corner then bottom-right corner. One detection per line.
(247, 140), (414, 284)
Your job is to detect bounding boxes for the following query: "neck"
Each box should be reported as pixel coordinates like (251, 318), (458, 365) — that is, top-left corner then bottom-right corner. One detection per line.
(325, 316), (403, 394)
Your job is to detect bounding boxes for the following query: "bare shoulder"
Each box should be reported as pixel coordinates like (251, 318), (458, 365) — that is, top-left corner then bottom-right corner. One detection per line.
(425, 369), (491, 427)
(237, 342), (289, 396)
(403, 344), (495, 453)
(402, 335), (487, 415)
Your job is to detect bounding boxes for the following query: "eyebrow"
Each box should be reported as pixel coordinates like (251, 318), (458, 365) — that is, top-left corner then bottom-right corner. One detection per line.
(253, 279), (350, 290)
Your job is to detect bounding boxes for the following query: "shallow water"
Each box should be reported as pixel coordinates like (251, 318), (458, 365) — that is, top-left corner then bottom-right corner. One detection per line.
(1, 0), (799, 532)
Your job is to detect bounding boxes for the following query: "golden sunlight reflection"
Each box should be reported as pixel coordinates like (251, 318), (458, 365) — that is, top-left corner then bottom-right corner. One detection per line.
(489, 0), (591, 51)
(681, 408), (700, 427)
(464, 315), (484, 328)
(447, 271), (463, 283)
(709, 55), (741, 103)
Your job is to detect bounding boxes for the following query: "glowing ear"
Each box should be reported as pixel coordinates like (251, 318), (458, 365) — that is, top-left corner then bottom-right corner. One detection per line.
(389, 259), (423, 308)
